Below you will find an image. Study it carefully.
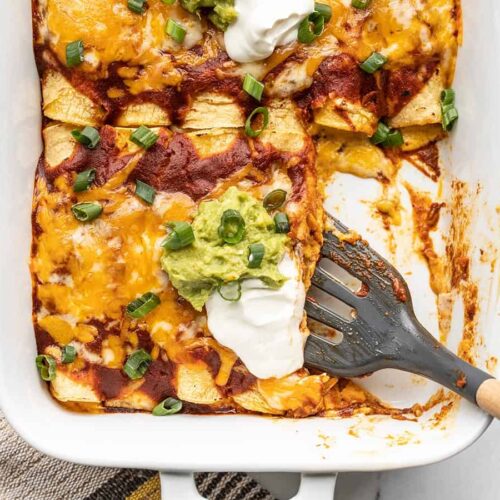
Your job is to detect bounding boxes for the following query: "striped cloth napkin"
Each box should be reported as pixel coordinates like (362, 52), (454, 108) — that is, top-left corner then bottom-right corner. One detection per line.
(0, 413), (274, 500)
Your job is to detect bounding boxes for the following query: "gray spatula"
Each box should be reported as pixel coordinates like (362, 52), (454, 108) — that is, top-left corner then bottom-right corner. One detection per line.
(304, 215), (500, 418)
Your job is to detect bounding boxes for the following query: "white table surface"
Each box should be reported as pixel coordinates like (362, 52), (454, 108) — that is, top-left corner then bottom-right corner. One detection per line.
(251, 420), (499, 499)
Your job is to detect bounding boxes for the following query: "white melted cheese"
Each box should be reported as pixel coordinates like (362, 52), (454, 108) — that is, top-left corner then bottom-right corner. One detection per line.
(389, 0), (417, 28)
(224, 0), (314, 63)
(206, 253), (306, 379)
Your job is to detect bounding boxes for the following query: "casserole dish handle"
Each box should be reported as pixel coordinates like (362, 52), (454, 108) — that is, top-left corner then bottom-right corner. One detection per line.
(160, 472), (337, 499)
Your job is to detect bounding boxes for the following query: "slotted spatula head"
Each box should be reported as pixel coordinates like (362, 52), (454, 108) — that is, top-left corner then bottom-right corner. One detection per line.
(303, 215), (491, 405)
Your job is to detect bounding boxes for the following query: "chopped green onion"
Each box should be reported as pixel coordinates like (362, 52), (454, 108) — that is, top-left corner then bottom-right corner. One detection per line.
(152, 397), (183, 416)
(36, 354), (56, 381)
(263, 189), (287, 211)
(245, 107), (269, 138)
(73, 169), (96, 193)
(315, 2), (332, 22)
(218, 209), (245, 244)
(248, 243), (265, 269)
(442, 107), (459, 131)
(163, 221), (195, 250)
(130, 125), (159, 150)
(161, 0), (176, 4)
(360, 52), (387, 74)
(370, 122), (391, 145)
(135, 180), (156, 205)
(274, 212), (290, 233)
(61, 345), (77, 364)
(66, 40), (84, 68)
(298, 11), (325, 44)
(371, 122), (403, 147)
(352, 0), (371, 8)
(128, 0), (146, 13)
(71, 202), (102, 223)
(217, 281), (242, 302)
(123, 349), (152, 380)
(243, 74), (264, 101)
(383, 129), (404, 148)
(71, 126), (100, 149)
(126, 292), (161, 319)
(440, 88), (459, 131)
(165, 18), (186, 43)
(441, 88), (455, 106)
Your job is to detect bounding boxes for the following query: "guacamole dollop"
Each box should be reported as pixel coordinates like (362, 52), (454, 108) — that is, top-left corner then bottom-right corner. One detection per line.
(161, 187), (289, 311)
(180, 0), (237, 31)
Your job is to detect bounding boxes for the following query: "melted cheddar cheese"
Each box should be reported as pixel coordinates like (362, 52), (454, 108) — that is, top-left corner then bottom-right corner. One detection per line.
(324, 0), (459, 77)
(40, 0), (460, 96)
(316, 130), (397, 182)
(33, 174), (195, 323)
(45, 0), (204, 92)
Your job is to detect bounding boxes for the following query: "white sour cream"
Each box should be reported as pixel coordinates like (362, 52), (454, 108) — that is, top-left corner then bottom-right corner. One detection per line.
(224, 0), (315, 63)
(206, 253), (306, 379)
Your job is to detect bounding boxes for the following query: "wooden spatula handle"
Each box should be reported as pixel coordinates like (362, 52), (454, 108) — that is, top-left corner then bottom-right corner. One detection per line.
(476, 379), (500, 419)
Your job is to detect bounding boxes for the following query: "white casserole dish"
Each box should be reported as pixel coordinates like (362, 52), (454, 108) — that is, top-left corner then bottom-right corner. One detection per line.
(0, 1), (499, 498)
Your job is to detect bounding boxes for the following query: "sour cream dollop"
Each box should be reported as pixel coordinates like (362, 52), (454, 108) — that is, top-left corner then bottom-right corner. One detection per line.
(206, 253), (306, 379)
(224, 0), (315, 63)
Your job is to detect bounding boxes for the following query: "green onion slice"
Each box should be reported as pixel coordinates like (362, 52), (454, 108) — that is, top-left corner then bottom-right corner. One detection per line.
(71, 126), (101, 149)
(71, 202), (103, 223)
(36, 354), (57, 381)
(163, 221), (195, 250)
(441, 88), (456, 106)
(218, 209), (245, 244)
(298, 11), (325, 44)
(352, 0), (371, 8)
(360, 52), (387, 74)
(165, 18), (186, 43)
(440, 88), (459, 131)
(135, 180), (156, 205)
(245, 107), (269, 138)
(315, 2), (332, 22)
(371, 122), (403, 148)
(370, 122), (391, 145)
(217, 281), (242, 302)
(263, 189), (287, 211)
(123, 349), (152, 380)
(130, 125), (159, 150)
(66, 40), (84, 68)
(152, 397), (183, 416)
(442, 106), (459, 132)
(73, 169), (96, 193)
(383, 129), (404, 148)
(61, 345), (77, 364)
(128, 0), (146, 13)
(248, 243), (265, 269)
(274, 212), (290, 234)
(243, 74), (264, 101)
(126, 292), (161, 319)
(161, 0), (176, 4)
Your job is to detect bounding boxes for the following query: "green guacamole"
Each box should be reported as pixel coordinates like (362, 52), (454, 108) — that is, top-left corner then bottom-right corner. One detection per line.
(180, 0), (237, 31)
(161, 187), (289, 311)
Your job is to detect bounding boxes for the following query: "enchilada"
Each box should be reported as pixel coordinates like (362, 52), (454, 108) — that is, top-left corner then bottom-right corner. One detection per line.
(31, 0), (461, 417)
